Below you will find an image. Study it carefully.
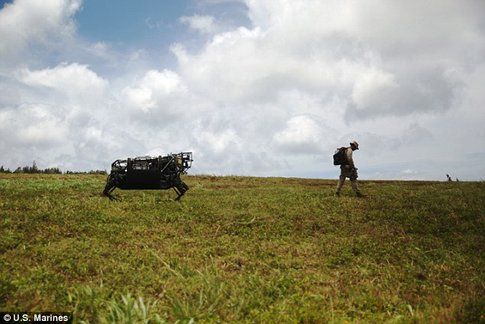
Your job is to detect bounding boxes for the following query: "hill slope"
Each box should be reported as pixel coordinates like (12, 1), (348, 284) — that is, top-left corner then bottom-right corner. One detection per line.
(0, 174), (483, 322)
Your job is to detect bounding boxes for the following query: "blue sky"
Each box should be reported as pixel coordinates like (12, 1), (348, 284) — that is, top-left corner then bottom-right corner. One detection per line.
(75, 0), (249, 54)
(76, 1), (190, 46)
(0, 0), (12, 7)
(0, 0), (484, 180)
(71, 0), (250, 73)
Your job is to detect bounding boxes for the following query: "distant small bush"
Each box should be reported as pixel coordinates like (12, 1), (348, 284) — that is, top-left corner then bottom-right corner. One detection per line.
(65, 170), (107, 175)
(0, 165), (11, 173)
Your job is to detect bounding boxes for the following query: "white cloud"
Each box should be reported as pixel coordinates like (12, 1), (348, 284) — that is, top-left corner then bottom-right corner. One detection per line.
(273, 116), (324, 154)
(0, 0), (81, 61)
(198, 129), (240, 154)
(0, 104), (68, 147)
(122, 69), (186, 111)
(180, 15), (217, 34)
(19, 63), (107, 94)
(351, 70), (398, 112)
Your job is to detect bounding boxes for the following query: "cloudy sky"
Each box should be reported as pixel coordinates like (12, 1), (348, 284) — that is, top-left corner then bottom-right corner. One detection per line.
(0, 0), (484, 180)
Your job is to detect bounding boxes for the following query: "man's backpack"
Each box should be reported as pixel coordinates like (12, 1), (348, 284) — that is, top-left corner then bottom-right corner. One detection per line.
(333, 147), (347, 166)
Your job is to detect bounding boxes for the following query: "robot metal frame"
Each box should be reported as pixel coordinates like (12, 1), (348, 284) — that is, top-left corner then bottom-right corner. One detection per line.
(103, 152), (193, 201)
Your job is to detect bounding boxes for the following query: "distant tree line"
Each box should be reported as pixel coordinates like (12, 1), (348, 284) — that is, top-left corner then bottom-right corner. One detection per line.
(0, 161), (106, 175)
(0, 161), (60, 174)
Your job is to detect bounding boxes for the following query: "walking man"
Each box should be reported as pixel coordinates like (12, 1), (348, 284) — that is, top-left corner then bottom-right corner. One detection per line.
(336, 140), (363, 197)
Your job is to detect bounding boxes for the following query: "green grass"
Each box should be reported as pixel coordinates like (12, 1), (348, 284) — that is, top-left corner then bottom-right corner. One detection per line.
(0, 174), (484, 322)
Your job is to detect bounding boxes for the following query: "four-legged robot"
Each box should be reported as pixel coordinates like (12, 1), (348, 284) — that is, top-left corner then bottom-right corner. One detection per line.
(103, 152), (192, 201)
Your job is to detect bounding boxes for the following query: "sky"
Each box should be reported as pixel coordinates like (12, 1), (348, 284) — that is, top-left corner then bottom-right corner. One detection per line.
(0, 0), (484, 180)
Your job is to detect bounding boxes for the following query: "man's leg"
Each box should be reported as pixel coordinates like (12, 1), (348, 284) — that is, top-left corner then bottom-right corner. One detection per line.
(351, 179), (363, 197)
(336, 175), (346, 196)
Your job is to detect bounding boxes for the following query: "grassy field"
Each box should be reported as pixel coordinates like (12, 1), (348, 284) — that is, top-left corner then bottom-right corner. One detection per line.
(0, 173), (483, 322)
